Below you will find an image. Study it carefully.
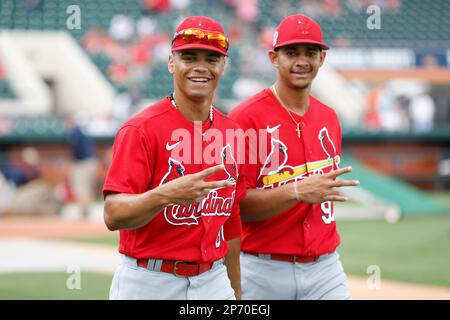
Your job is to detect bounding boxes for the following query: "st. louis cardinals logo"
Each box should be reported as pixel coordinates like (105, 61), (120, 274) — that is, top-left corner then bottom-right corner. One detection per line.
(318, 127), (340, 169)
(257, 126), (339, 188)
(257, 138), (290, 187)
(297, 18), (312, 35)
(257, 126), (339, 224)
(222, 144), (238, 183)
(161, 145), (237, 226)
(160, 158), (185, 184)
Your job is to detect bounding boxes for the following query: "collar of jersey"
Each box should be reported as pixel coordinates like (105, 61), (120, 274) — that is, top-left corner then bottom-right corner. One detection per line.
(166, 96), (214, 132)
(266, 88), (314, 123)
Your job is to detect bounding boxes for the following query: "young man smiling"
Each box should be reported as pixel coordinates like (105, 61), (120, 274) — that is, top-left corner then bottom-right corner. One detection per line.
(229, 14), (359, 300)
(103, 16), (245, 300)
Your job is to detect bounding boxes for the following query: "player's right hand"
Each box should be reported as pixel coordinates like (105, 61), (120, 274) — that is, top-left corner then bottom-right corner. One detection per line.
(158, 164), (235, 205)
(293, 166), (359, 204)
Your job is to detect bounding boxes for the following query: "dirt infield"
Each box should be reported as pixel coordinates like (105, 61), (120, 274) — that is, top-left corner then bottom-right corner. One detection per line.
(347, 277), (450, 300)
(1, 217), (449, 300)
(0, 216), (112, 238)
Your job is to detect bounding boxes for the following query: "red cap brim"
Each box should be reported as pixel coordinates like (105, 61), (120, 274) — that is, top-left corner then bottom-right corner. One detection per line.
(172, 43), (228, 57)
(274, 39), (329, 50)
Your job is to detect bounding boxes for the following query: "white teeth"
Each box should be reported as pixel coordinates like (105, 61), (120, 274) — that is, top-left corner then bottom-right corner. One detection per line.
(190, 78), (209, 82)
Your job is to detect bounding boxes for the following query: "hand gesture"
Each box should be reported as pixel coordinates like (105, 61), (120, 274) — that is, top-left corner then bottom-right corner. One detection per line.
(160, 165), (234, 205)
(293, 166), (359, 204)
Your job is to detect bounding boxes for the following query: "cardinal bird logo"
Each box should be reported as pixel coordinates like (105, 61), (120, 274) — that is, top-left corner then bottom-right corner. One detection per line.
(297, 19), (312, 35)
(221, 145), (238, 183)
(318, 127), (340, 168)
(159, 158), (185, 185)
(257, 138), (288, 185)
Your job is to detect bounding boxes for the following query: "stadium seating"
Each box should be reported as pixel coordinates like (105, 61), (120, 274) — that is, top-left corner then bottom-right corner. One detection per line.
(0, 0), (449, 102)
(0, 78), (15, 99)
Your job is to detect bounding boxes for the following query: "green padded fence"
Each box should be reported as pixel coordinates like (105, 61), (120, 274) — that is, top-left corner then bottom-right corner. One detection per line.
(341, 155), (449, 217)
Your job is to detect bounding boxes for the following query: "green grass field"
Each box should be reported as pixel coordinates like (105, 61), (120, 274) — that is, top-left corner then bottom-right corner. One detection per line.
(337, 213), (450, 287)
(62, 235), (119, 246)
(0, 272), (112, 300)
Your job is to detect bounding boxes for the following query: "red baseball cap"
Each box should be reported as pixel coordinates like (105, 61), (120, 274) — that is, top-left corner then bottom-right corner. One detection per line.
(273, 14), (329, 50)
(172, 16), (229, 56)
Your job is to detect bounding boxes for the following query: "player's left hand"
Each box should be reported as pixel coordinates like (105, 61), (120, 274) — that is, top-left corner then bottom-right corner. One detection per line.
(293, 166), (359, 203)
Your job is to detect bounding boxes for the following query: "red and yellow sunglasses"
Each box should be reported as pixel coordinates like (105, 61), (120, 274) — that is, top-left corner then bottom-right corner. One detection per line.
(173, 28), (229, 52)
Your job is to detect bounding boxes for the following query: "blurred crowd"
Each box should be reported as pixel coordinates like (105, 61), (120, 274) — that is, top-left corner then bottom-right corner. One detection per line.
(0, 118), (109, 219)
(365, 85), (436, 133)
(78, 0), (405, 119)
(0, 146), (64, 218)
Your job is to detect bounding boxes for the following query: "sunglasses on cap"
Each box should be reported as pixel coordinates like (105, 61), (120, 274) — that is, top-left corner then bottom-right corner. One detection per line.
(172, 28), (229, 52)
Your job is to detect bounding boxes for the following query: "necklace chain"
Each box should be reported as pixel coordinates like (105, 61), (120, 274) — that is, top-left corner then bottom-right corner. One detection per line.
(169, 93), (214, 123)
(271, 85), (301, 139)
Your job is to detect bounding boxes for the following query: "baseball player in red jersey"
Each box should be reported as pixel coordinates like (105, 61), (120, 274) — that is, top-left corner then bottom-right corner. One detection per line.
(228, 14), (360, 299)
(103, 16), (246, 300)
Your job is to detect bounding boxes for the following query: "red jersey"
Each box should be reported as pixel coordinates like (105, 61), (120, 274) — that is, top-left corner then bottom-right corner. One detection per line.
(228, 88), (342, 257)
(103, 97), (246, 263)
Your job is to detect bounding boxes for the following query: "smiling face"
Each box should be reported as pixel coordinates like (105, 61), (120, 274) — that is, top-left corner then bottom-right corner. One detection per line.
(269, 43), (326, 90)
(168, 49), (226, 101)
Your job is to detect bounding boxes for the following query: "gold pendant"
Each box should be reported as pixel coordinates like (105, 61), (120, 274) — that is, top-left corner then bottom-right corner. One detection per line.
(296, 123), (301, 138)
